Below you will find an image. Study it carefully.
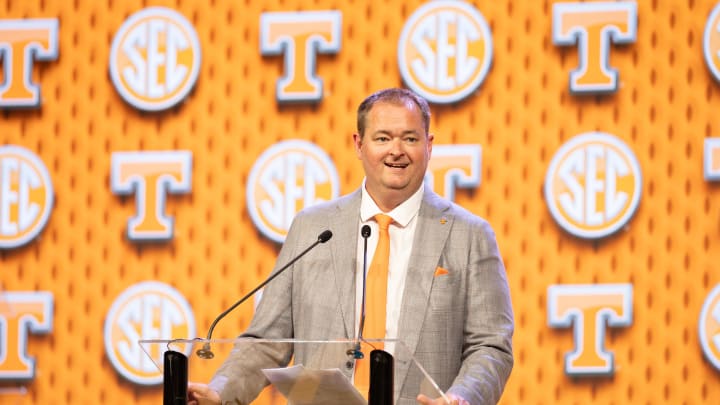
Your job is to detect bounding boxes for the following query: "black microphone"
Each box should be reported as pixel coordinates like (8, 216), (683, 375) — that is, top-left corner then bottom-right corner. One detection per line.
(163, 349), (188, 405)
(347, 224), (371, 360)
(196, 229), (333, 359)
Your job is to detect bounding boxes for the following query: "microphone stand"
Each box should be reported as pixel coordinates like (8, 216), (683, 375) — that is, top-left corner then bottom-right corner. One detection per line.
(196, 229), (333, 359)
(349, 224), (371, 359)
(348, 224), (394, 404)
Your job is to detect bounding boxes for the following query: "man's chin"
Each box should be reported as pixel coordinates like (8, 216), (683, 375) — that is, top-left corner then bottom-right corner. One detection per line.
(381, 181), (410, 191)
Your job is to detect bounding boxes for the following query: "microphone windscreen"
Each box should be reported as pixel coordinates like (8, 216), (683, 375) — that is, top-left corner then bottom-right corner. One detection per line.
(361, 225), (371, 238)
(318, 230), (333, 243)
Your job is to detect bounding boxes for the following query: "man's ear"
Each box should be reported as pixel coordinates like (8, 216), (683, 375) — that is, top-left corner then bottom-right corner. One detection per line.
(353, 133), (363, 158)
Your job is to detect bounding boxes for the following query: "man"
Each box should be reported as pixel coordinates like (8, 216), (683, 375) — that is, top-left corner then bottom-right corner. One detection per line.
(188, 88), (514, 404)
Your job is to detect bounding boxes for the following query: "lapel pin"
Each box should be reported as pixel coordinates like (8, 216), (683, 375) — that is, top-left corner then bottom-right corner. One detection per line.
(440, 217), (447, 224)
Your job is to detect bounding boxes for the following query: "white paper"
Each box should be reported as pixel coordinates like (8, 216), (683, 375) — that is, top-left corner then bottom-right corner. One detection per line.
(262, 364), (367, 405)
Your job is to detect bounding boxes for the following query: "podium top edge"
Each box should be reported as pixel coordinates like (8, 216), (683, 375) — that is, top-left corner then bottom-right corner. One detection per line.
(138, 337), (405, 345)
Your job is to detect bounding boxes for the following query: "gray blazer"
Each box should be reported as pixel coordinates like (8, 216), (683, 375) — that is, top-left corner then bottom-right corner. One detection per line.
(210, 187), (514, 404)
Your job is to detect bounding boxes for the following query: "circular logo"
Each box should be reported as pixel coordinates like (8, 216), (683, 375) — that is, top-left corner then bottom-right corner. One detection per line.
(109, 7), (201, 111)
(0, 145), (54, 249)
(104, 281), (196, 385)
(247, 140), (339, 243)
(699, 284), (720, 371)
(398, 0), (493, 104)
(544, 132), (642, 239)
(704, 3), (720, 83)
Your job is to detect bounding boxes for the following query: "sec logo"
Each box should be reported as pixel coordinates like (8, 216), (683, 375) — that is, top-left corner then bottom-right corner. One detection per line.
(398, 0), (493, 104)
(704, 3), (720, 83)
(544, 132), (642, 239)
(247, 140), (339, 243)
(104, 281), (195, 385)
(109, 7), (201, 111)
(0, 145), (54, 249)
(699, 284), (720, 372)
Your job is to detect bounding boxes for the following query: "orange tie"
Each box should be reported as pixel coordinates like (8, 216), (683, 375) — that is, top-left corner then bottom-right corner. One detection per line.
(355, 214), (393, 398)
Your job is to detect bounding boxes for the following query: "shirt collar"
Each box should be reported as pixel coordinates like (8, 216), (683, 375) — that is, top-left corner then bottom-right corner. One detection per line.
(360, 179), (424, 227)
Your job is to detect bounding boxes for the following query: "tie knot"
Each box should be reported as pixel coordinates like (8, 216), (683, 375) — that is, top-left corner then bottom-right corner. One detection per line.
(374, 214), (393, 230)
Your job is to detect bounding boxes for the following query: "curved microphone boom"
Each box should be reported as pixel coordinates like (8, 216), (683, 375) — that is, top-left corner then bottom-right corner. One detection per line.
(196, 229), (333, 359)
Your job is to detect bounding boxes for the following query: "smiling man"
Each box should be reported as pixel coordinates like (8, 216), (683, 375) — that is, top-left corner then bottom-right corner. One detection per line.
(188, 88), (514, 405)
(354, 90), (433, 213)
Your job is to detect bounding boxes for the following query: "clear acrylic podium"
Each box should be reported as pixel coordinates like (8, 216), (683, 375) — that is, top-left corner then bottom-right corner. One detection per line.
(139, 337), (448, 404)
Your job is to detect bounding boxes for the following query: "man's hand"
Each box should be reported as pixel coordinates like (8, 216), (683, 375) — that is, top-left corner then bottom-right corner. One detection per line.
(187, 382), (221, 405)
(416, 393), (470, 405)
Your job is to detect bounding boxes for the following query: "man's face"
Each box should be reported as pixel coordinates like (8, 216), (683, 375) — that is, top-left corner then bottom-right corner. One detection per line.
(353, 100), (433, 210)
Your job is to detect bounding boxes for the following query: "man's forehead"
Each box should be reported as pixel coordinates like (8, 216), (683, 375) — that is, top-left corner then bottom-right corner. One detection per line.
(371, 98), (418, 111)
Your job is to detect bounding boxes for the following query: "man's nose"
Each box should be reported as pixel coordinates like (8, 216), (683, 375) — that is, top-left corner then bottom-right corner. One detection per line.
(388, 138), (404, 155)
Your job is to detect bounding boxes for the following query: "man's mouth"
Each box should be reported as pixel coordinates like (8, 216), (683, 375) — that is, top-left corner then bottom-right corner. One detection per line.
(385, 162), (408, 168)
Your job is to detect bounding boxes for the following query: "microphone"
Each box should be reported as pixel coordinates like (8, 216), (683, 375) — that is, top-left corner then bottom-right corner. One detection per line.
(196, 229), (333, 359)
(347, 224), (371, 359)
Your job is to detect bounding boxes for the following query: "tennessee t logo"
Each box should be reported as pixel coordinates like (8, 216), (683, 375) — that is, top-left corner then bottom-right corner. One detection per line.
(705, 138), (720, 181)
(260, 11), (342, 102)
(548, 284), (633, 376)
(0, 292), (53, 380)
(425, 145), (481, 202)
(552, 2), (637, 94)
(0, 19), (59, 108)
(110, 151), (192, 242)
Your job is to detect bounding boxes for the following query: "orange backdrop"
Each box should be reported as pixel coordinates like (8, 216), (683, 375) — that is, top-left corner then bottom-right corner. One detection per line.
(1, 0), (719, 404)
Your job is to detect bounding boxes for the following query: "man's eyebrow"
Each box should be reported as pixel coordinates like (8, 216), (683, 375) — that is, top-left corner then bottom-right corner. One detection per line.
(372, 129), (420, 136)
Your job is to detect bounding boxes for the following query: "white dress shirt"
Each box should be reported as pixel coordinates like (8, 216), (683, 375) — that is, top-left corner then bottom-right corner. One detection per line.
(355, 181), (424, 344)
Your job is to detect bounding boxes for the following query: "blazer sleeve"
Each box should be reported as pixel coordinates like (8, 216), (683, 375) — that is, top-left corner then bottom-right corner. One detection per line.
(208, 213), (308, 404)
(446, 218), (514, 405)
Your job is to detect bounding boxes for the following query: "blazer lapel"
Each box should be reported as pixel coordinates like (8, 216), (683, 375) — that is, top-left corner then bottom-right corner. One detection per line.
(395, 189), (452, 379)
(327, 189), (362, 339)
